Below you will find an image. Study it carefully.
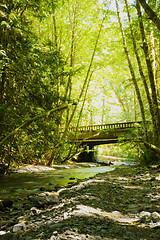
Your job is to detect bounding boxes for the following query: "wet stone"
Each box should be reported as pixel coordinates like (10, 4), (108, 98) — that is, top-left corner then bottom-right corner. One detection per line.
(30, 207), (41, 215)
(49, 223), (64, 231)
(12, 222), (26, 233)
(151, 212), (160, 222)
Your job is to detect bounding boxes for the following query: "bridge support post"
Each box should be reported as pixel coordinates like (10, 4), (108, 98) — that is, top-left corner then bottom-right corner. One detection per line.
(78, 144), (95, 162)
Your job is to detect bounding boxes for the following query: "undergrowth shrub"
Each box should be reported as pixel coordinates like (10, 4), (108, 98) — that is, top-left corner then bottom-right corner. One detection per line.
(140, 149), (160, 166)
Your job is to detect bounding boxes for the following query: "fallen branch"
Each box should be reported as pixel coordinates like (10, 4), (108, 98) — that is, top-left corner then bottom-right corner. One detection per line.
(144, 141), (160, 156)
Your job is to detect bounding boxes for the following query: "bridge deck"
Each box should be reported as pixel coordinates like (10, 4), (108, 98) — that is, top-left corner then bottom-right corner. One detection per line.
(68, 121), (142, 145)
(69, 121), (142, 132)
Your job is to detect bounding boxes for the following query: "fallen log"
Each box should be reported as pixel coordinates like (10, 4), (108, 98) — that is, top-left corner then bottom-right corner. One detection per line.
(144, 141), (160, 156)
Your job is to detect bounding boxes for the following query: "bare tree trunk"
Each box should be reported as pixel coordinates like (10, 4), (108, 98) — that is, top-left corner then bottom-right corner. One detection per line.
(134, 90), (137, 122)
(125, 0), (158, 144)
(148, 0), (158, 93)
(115, 0), (148, 141)
(136, 0), (160, 143)
(138, 0), (160, 31)
(52, 5), (62, 140)
(144, 142), (160, 156)
(64, 0), (78, 128)
(0, 69), (6, 105)
(153, 39), (159, 95)
(0, 5), (8, 105)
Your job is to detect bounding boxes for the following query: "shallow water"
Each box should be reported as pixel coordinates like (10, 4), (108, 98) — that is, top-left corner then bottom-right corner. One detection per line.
(0, 166), (114, 200)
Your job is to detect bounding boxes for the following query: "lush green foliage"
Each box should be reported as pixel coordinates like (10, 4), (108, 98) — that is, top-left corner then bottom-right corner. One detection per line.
(0, 0), (160, 170)
(0, 0), (70, 167)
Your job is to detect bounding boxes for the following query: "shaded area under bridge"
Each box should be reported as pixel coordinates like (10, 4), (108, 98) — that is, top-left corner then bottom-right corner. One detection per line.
(69, 121), (142, 162)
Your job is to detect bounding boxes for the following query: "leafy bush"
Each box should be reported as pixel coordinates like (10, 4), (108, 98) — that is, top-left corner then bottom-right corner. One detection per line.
(140, 149), (160, 166)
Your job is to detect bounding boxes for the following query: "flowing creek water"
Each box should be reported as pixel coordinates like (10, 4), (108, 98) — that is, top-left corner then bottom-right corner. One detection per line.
(0, 165), (115, 201)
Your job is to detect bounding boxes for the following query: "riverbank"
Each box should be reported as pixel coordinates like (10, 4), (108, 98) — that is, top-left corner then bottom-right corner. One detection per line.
(8, 162), (101, 173)
(0, 164), (160, 239)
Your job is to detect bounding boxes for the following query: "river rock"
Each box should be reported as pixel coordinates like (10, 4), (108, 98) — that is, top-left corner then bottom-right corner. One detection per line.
(38, 192), (59, 204)
(12, 222), (26, 233)
(151, 212), (160, 222)
(111, 211), (122, 217)
(139, 211), (151, 223)
(58, 188), (70, 197)
(38, 192), (49, 197)
(46, 194), (59, 204)
(28, 192), (59, 208)
(139, 211), (151, 218)
(30, 207), (41, 215)
(0, 231), (6, 235)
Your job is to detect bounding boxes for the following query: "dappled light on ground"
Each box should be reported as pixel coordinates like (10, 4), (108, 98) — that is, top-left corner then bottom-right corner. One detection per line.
(72, 204), (137, 224)
(1, 166), (160, 239)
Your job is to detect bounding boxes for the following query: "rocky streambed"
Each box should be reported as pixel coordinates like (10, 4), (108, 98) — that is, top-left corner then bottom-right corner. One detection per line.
(0, 165), (160, 239)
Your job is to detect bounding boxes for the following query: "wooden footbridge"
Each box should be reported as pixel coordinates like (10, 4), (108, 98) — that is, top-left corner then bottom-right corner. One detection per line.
(68, 121), (142, 162)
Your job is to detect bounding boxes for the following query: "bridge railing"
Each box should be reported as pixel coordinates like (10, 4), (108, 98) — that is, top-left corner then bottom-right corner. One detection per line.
(69, 121), (142, 132)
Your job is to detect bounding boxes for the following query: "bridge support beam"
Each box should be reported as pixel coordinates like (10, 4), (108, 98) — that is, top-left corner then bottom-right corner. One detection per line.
(78, 144), (95, 162)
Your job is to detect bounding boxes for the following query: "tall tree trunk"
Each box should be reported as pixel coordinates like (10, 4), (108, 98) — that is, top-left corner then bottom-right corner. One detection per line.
(136, 0), (160, 143)
(0, 5), (8, 106)
(148, 0), (158, 93)
(138, 0), (160, 31)
(64, 0), (78, 129)
(52, 8), (60, 106)
(115, 0), (148, 141)
(51, 5), (62, 143)
(148, 27), (158, 93)
(0, 70), (6, 105)
(124, 0), (158, 143)
(134, 90), (137, 122)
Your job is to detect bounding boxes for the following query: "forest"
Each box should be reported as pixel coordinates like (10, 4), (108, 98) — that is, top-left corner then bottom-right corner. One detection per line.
(0, 0), (160, 171)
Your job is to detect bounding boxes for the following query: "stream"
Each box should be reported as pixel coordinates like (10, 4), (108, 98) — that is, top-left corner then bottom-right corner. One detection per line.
(0, 165), (115, 201)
